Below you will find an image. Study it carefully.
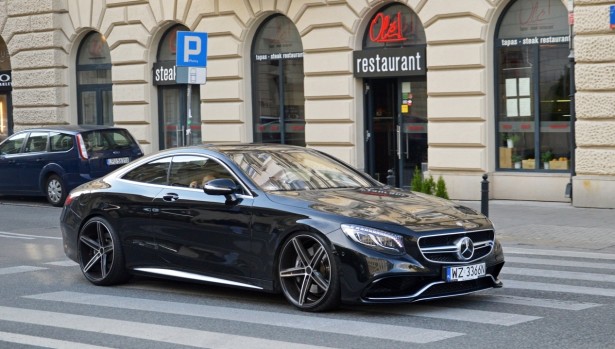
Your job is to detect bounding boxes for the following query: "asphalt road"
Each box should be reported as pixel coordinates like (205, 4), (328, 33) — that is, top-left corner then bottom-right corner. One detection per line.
(0, 196), (614, 349)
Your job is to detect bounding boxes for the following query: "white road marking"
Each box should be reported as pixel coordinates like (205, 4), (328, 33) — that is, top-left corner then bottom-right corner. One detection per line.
(44, 260), (78, 267)
(462, 294), (601, 311)
(25, 291), (463, 344)
(383, 304), (540, 326)
(0, 231), (62, 240)
(504, 247), (615, 261)
(504, 280), (615, 297)
(0, 306), (335, 349)
(503, 267), (615, 283)
(506, 256), (615, 270)
(0, 331), (112, 349)
(0, 266), (47, 275)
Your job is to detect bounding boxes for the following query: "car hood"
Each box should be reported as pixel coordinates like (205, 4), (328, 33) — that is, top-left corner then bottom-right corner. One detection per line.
(266, 187), (490, 232)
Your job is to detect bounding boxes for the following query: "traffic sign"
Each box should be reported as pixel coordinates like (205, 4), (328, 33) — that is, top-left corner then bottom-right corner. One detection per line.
(176, 31), (208, 67)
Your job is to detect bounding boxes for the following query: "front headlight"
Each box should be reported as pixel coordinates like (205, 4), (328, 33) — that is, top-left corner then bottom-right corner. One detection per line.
(341, 224), (405, 255)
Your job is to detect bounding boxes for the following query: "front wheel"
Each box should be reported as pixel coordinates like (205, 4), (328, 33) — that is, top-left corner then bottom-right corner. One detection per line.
(278, 232), (340, 312)
(78, 216), (129, 286)
(45, 174), (66, 207)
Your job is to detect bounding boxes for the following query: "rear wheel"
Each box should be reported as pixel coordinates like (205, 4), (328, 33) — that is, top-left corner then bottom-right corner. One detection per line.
(45, 174), (66, 207)
(78, 216), (129, 286)
(278, 232), (340, 312)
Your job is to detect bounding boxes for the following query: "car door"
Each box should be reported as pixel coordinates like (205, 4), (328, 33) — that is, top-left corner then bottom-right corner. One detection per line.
(151, 155), (255, 281)
(20, 131), (50, 191)
(114, 156), (171, 269)
(0, 132), (28, 193)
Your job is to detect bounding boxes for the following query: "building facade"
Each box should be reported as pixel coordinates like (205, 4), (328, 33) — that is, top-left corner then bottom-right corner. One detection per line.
(0, 0), (613, 208)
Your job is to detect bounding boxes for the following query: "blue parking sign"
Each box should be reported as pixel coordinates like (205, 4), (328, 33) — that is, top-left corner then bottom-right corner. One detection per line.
(176, 31), (208, 67)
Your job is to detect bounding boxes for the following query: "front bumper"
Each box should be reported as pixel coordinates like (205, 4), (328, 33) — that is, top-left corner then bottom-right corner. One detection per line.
(332, 233), (505, 304)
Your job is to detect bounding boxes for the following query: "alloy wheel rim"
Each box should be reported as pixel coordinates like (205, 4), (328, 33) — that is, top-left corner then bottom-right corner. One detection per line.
(279, 235), (331, 308)
(79, 220), (114, 281)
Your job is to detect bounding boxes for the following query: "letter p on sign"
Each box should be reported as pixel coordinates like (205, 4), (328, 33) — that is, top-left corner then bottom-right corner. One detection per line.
(176, 31), (208, 67)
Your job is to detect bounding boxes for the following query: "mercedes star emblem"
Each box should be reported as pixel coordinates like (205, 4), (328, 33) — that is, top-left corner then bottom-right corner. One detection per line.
(455, 236), (475, 261)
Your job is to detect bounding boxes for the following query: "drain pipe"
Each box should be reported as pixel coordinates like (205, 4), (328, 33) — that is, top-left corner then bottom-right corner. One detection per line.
(566, 3), (576, 200)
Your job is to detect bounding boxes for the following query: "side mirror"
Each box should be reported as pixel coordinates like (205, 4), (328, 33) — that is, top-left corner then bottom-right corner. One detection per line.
(203, 178), (239, 203)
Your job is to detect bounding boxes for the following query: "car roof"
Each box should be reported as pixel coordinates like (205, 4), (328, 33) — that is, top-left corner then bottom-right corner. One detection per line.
(13, 125), (128, 135)
(200, 143), (313, 153)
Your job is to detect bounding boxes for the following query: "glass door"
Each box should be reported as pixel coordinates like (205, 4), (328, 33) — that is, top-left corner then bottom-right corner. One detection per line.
(365, 78), (427, 188)
(365, 79), (396, 184)
(398, 78), (428, 189)
(158, 85), (201, 149)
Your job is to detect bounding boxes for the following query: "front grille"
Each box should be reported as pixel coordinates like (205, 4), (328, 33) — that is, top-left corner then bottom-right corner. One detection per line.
(419, 277), (495, 298)
(417, 229), (495, 264)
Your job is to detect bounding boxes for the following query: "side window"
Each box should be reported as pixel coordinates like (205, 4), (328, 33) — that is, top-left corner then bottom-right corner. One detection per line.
(50, 132), (74, 152)
(24, 132), (49, 153)
(122, 157), (171, 184)
(168, 155), (240, 191)
(169, 156), (209, 188)
(0, 133), (27, 155)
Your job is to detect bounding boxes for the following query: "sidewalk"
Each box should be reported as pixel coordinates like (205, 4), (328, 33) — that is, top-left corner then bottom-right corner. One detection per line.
(457, 200), (615, 254)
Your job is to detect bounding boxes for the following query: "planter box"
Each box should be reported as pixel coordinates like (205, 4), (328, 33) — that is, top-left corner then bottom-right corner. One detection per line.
(522, 159), (535, 169)
(549, 160), (569, 170)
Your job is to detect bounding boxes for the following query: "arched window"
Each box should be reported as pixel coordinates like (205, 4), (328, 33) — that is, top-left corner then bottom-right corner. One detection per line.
(155, 25), (201, 149)
(76, 32), (113, 125)
(252, 15), (305, 146)
(495, 0), (570, 171)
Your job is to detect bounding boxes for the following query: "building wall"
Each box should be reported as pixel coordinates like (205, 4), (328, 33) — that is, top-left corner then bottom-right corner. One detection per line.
(0, 0), (613, 207)
(572, 0), (615, 208)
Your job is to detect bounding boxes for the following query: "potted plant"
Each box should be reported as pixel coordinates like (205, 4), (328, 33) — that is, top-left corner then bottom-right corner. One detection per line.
(505, 134), (520, 148)
(512, 154), (523, 169)
(541, 150), (553, 169)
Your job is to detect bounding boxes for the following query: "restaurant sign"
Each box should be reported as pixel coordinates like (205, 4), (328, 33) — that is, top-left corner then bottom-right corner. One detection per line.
(353, 46), (426, 78)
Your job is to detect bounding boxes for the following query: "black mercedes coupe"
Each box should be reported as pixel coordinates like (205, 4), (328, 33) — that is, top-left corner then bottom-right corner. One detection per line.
(60, 144), (504, 312)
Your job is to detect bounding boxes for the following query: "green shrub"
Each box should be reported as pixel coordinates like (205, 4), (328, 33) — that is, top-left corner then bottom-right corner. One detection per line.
(410, 167), (450, 199)
(435, 176), (449, 199)
(423, 175), (435, 195)
(410, 167), (423, 191)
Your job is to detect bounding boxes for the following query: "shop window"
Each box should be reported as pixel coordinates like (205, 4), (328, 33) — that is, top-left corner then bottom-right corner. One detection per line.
(495, 0), (570, 171)
(252, 15), (305, 146)
(76, 32), (113, 125)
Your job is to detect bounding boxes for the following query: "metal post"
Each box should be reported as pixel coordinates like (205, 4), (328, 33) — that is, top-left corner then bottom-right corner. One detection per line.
(186, 85), (192, 146)
(387, 169), (395, 187)
(481, 173), (489, 217)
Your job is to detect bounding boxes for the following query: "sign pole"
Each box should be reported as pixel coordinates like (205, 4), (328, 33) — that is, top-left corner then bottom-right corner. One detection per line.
(186, 84), (191, 146)
(176, 31), (208, 148)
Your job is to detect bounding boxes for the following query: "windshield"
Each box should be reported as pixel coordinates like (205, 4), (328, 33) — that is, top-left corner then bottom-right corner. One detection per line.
(225, 149), (376, 191)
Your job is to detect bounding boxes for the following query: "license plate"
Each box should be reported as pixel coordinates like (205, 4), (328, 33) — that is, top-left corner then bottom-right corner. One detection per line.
(107, 157), (130, 165)
(445, 263), (486, 282)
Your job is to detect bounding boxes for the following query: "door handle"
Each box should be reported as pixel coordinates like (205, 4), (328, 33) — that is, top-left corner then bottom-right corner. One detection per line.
(162, 193), (179, 202)
(396, 125), (401, 160)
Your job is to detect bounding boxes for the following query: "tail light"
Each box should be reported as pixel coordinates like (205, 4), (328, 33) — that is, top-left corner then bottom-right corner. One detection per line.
(64, 193), (74, 206)
(75, 134), (89, 160)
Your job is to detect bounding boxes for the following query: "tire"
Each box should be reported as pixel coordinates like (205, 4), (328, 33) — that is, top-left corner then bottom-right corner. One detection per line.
(278, 232), (340, 312)
(45, 174), (66, 207)
(78, 216), (129, 286)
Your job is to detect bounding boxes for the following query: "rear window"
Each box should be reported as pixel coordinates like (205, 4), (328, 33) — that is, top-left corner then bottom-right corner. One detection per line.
(81, 129), (136, 152)
(50, 132), (74, 152)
